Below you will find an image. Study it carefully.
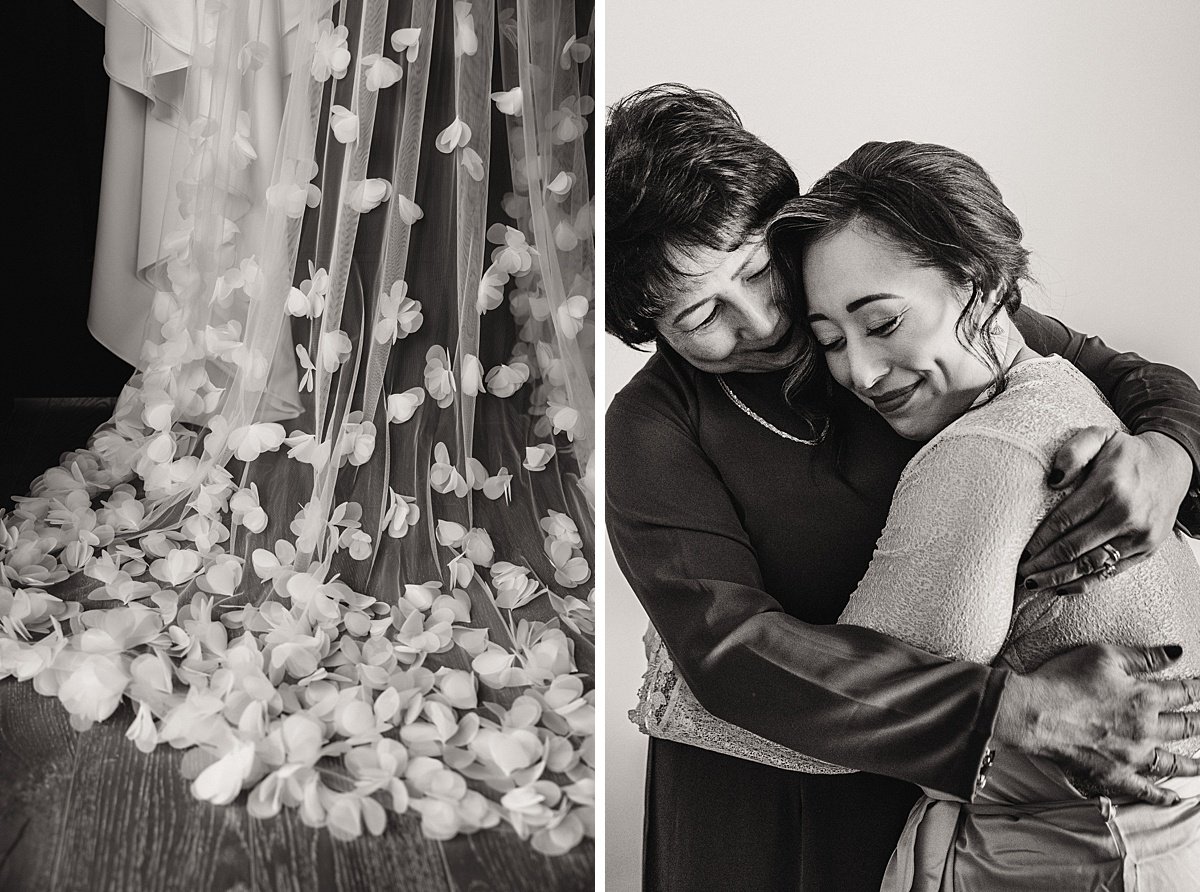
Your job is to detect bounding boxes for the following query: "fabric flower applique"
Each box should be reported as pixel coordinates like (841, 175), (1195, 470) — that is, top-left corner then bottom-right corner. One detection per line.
(546, 171), (575, 198)
(286, 262), (330, 319)
(435, 117), (472, 154)
(335, 413), (377, 467)
(487, 224), (535, 276)
(382, 490), (419, 539)
(295, 344), (317, 392)
(283, 431), (331, 470)
(453, 3), (478, 57)
(230, 484), (268, 534)
(460, 148), (485, 183)
(347, 179), (393, 213)
(311, 19), (351, 83)
(423, 346), (456, 408)
(490, 87), (522, 117)
(390, 27), (421, 63)
(232, 111), (258, 169)
(319, 329), (354, 373)
(546, 403), (580, 441)
(238, 39), (269, 73)
(460, 354), (485, 398)
(555, 295), (590, 339)
(386, 387), (426, 424)
(360, 53), (402, 91)
(227, 422), (287, 462)
(374, 280), (423, 344)
(435, 522), (494, 569)
(490, 562), (543, 610)
(560, 35), (592, 69)
(330, 105), (360, 144)
(546, 96), (594, 145)
(541, 510), (590, 588)
(476, 264), (508, 314)
(429, 443), (469, 498)
(267, 159), (322, 218)
(484, 362), (530, 399)
(396, 194), (424, 225)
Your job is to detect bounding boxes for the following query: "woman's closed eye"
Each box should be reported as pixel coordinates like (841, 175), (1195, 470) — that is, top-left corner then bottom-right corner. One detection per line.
(746, 261), (771, 282)
(867, 313), (905, 337)
(815, 313), (905, 351)
(684, 303), (721, 334)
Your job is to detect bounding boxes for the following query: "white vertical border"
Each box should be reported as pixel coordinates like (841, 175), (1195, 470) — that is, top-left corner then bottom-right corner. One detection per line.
(591, 0), (607, 887)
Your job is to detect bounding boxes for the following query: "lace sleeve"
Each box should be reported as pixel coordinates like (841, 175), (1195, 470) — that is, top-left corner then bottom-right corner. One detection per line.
(839, 431), (1054, 665)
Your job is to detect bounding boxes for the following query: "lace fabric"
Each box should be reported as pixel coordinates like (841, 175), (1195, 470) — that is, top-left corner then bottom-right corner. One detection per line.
(630, 624), (850, 774)
(1, 0), (594, 853)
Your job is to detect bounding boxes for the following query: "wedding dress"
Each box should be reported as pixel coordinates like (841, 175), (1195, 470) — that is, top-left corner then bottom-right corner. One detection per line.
(1, 0), (594, 854)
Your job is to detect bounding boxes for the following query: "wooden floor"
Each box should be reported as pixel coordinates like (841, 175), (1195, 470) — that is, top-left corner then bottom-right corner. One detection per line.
(0, 400), (594, 891)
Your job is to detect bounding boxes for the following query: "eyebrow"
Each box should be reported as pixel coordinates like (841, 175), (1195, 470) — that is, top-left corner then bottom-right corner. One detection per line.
(807, 293), (900, 322)
(670, 243), (767, 327)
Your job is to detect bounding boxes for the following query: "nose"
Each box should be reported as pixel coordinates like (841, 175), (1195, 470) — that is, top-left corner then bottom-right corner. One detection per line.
(735, 293), (780, 342)
(845, 338), (889, 393)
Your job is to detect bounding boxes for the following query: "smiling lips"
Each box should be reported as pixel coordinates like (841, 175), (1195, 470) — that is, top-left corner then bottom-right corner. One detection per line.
(868, 380), (921, 414)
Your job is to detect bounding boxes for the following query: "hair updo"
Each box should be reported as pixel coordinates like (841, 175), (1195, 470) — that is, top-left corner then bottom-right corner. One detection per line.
(768, 140), (1032, 399)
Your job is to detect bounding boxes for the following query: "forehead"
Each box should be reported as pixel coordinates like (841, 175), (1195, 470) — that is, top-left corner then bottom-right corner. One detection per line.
(663, 235), (766, 296)
(804, 226), (918, 305)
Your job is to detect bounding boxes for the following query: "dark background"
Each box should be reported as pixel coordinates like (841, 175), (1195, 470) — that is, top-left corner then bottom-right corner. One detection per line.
(9, 5), (134, 401)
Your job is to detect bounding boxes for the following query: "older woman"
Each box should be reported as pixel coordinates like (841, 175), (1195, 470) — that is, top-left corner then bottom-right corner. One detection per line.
(605, 85), (1200, 890)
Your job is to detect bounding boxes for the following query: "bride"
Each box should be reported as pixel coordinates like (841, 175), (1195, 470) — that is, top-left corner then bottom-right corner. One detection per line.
(0, 0), (594, 853)
(661, 139), (1200, 887)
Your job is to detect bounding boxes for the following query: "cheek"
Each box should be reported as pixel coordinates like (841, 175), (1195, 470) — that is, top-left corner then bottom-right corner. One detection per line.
(664, 329), (733, 365)
(823, 352), (853, 389)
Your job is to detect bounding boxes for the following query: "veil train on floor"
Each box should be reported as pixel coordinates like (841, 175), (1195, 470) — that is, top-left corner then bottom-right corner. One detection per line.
(1, 0), (594, 852)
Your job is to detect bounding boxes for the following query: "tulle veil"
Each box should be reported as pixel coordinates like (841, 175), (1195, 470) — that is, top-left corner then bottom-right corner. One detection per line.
(0, 0), (594, 852)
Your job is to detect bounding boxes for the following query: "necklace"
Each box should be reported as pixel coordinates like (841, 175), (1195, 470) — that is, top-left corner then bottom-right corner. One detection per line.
(717, 375), (829, 446)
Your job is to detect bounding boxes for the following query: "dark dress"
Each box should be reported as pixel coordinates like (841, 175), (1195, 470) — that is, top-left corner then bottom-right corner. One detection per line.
(606, 308), (1200, 892)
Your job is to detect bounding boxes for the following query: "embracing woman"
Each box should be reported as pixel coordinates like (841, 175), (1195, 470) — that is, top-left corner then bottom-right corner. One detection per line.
(606, 85), (1200, 890)
(769, 140), (1200, 887)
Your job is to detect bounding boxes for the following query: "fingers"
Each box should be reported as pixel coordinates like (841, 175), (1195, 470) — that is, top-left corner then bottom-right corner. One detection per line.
(1020, 487), (1111, 578)
(1145, 747), (1200, 780)
(1104, 772), (1182, 807)
(1110, 643), (1185, 676)
(1156, 676), (1200, 711)
(1054, 551), (1150, 596)
(1022, 537), (1132, 593)
(1046, 426), (1113, 490)
(1158, 711), (1200, 741)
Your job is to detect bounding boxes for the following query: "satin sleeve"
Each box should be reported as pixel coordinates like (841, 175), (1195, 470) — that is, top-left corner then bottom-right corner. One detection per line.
(1013, 306), (1200, 534)
(606, 385), (1007, 801)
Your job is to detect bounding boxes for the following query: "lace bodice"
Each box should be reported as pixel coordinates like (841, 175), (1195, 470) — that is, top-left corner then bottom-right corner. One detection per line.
(840, 356), (1200, 752)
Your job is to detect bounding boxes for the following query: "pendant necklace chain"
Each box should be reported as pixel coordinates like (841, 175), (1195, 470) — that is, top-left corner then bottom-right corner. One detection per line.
(717, 375), (828, 446)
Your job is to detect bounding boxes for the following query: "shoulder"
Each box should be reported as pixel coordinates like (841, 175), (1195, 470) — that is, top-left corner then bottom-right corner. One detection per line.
(926, 357), (1122, 467)
(607, 345), (704, 436)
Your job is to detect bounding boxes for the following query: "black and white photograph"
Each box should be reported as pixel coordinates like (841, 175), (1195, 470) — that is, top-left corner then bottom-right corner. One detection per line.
(604, 1), (1200, 890)
(2, 1), (594, 889)
(4, 1), (1200, 890)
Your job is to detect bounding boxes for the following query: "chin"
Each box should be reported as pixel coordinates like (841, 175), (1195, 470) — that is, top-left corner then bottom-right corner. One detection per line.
(887, 419), (931, 441)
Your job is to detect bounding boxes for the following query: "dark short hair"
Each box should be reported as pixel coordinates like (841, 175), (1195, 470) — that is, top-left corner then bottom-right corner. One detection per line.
(605, 84), (800, 347)
(768, 140), (1032, 395)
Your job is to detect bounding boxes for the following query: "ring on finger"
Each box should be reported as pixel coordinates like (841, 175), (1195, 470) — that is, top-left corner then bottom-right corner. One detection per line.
(1098, 542), (1122, 579)
(1150, 749), (1162, 775)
